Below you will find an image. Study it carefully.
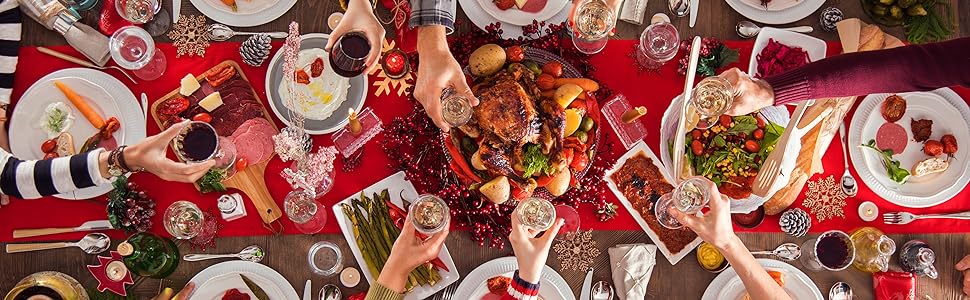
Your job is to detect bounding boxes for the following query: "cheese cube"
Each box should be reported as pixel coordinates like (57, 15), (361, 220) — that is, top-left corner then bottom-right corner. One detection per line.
(199, 92), (223, 112)
(179, 73), (201, 96)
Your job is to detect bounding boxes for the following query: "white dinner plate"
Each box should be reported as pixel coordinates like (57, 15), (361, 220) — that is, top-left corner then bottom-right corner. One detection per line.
(190, 0), (297, 27)
(459, 0), (572, 39)
(9, 68), (145, 200)
(658, 94), (790, 213)
(702, 259), (823, 300)
(188, 261), (299, 300)
(453, 257), (575, 300)
(604, 141), (702, 265)
(332, 171), (460, 300)
(848, 89), (970, 208)
(737, 0), (801, 12)
(475, 0), (569, 26)
(724, 0), (825, 24)
(265, 33), (367, 135)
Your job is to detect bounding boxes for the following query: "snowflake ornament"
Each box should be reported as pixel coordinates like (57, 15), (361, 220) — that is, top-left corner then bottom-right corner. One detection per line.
(166, 14), (209, 57)
(802, 175), (848, 222)
(553, 229), (600, 271)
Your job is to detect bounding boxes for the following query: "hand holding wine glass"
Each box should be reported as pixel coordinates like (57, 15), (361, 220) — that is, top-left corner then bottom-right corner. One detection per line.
(719, 68), (775, 116)
(326, 0), (385, 74)
(414, 26), (479, 131)
(124, 120), (215, 183)
(509, 205), (564, 284)
(668, 177), (737, 250)
(378, 215), (450, 292)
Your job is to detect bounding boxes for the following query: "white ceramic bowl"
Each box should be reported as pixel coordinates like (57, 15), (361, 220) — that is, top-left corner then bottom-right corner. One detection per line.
(748, 27), (827, 79)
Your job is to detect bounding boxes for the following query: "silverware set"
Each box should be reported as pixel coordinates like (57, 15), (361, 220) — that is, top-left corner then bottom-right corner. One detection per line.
(883, 211), (970, 225)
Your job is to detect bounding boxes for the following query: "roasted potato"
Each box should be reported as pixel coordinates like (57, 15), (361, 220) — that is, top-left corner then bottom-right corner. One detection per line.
(906, 4), (927, 15)
(546, 170), (572, 197)
(890, 5), (904, 19)
(480, 176), (511, 204)
(469, 44), (507, 77)
(471, 149), (487, 170)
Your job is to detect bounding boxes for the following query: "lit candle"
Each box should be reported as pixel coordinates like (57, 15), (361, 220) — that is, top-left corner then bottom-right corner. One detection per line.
(327, 13), (344, 31)
(340, 267), (360, 288)
(348, 108), (362, 136)
(622, 106), (647, 123)
(858, 201), (878, 222)
(106, 261), (128, 281)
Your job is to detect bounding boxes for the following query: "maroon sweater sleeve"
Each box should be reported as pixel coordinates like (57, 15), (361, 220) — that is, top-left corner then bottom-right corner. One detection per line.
(765, 37), (970, 104)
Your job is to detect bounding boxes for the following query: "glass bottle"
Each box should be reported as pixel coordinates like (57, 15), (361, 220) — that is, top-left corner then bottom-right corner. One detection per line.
(850, 227), (896, 273)
(899, 240), (938, 279)
(117, 232), (180, 279)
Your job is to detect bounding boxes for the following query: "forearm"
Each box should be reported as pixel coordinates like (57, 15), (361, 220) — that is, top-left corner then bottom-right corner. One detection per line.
(348, 0), (374, 12)
(720, 236), (791, 300)
(500, 270), (541, 300)
(0, 149), (111, 199)
(767, 37), (970, 105)
(417, 26), (449, 54)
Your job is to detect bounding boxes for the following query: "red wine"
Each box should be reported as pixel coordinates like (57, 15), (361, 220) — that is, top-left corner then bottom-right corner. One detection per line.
(180, 123), (217, 161)
(330, 32), (370, 78)
(816, 234), (850, 269)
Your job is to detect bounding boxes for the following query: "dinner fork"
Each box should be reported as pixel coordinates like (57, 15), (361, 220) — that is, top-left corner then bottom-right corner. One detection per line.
(37, 47), (138, 84)
(883, 211), (970, 225)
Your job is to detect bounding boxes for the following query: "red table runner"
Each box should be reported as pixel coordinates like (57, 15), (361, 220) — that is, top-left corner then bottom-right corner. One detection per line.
(2, 40), (968, 243)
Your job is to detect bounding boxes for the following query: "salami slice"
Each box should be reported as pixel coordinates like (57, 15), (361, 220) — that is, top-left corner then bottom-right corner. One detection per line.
(876, 122), (908, 154)
(231, 118), (276, 164)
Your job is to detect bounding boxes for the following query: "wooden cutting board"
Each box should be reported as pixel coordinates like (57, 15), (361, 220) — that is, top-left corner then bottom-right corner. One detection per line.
(150, 60), (283, 224)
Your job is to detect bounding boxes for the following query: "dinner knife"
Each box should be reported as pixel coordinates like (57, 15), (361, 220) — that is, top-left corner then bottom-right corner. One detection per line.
(688, 0), (699, 27)
(241, 274), (271, 300)
(671, 36), (702, 183)
(13, 220), (113, 238)
(173, 0), (181, 24)
(302, 280), (311, 300)
(579, 267), (594, 300)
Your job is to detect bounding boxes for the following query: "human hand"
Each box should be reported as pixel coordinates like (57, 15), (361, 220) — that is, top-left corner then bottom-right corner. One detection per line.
(125, 121), (215, 182)
(509, 211), (564, 284)
(957, 254), (970, 296)
(414, 26), (478, 131)
(379, 215), (449, 292)
(151, 282), (195, 300)
(720, 68), (775, 116)
(669, 177), (738, 250)
(326, 0), (385, 74)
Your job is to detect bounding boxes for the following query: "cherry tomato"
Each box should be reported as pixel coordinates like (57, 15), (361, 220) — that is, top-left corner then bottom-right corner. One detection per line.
(43, 152), (59, 159)
(537, 73), (555, 91)
(942, 134), (958, 154)
(535, 174), (554, 187)
(570, 152), (589, 172)
(691, 139), (704, 156)
(691, 129), (703, 140)
(752, 129), (765, 140)
(719, 115), (733, 128)
(235, 158), (249, 172)
(192, 113), (213, 123)
(505, 46), (525, 63)
(756, 115), (766, 129)
(744, 140), (760, 152)
(493, 0), (514, 10)
(541, 61), (563, 78)
(41, 139), (58, 153)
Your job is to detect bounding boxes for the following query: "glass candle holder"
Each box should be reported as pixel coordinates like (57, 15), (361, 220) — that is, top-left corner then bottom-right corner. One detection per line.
(308, 241), (343, 276)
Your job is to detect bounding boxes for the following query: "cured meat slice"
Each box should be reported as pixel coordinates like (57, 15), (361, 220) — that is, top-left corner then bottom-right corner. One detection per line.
(231, 118), (276, 164)
(876, 122), (908, 154)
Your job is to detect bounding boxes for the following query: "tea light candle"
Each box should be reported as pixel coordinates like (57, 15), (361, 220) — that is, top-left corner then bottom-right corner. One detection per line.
(858, 201), (878, 222)
(327, 13), (343, 31)
(348, 108), (362, 136)
(621, 106), (647, 123)
(106, 261), (128, 281)
(340, 267), (360, 288)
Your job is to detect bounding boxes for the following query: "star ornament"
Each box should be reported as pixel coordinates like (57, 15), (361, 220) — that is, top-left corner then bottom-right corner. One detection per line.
(86, 251), (134, 296)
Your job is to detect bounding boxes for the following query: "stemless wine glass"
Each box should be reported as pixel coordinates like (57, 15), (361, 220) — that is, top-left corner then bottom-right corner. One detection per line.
(440, 88), (474, 127)
(516, 197), (557, 231)
(163, 201), (204, 239)
(689, 76), (734, 129)
(284, 190), (328, 234)
(570, 0), (616, 54)
(654, 177), (711, 229)
(800, 230), (856, 272)
(409, 194), (450, 235)
(109, 26), (167, 81)
(329, 31), (370, 78)
(635, 21), (680, 70)
(115, 0), (160, 24)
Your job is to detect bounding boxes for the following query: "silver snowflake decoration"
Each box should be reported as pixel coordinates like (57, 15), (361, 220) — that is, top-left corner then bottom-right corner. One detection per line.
(553, 229), (600, 271)
(166, 14), (209, 57)
(802, 175), (847, 222)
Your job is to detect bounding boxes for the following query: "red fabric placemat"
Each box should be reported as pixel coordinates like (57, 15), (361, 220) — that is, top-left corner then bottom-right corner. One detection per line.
(1, 40), (968, 244)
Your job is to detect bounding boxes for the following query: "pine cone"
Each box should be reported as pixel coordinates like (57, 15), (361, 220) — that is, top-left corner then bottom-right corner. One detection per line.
(779, 208), (811, 237)
(819, 7), (844, 32)
(240, 34), (272, 67)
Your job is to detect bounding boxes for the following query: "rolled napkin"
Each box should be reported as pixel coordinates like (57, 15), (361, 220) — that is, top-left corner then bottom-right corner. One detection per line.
(872, 271), (915, 300)
(20, 0), (111, 66)
(608, 243), (657, 300)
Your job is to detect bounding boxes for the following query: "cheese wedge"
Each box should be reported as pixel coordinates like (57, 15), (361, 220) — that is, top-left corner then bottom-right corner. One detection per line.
(180, 73), (200, 96)
(199, 92), (223, 112)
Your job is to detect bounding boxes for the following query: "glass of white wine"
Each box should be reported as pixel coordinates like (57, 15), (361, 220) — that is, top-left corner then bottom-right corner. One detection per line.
(570, 0), (616, 55)
(654, 177), (711, 229)
(689, 76), (734, 129)
(440, 88), (474, 127)
(163, 200), (204, 239)
(516, 197), (557, 232)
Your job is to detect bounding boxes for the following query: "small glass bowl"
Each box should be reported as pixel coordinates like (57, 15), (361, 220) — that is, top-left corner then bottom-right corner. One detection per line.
(308, 241), (343, 276)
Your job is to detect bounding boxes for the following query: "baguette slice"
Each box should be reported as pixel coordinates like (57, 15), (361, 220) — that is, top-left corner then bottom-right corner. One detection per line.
(55, 132), (76, 157)
(912, 157), (948, 177)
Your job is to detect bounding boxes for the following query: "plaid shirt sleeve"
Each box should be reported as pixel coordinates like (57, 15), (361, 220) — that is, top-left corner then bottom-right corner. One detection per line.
(408, 0), (456, 34)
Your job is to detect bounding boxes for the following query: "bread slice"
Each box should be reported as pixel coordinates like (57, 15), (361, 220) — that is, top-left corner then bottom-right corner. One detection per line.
(912, 157), (948, 177)
(55, 133), (76, 157)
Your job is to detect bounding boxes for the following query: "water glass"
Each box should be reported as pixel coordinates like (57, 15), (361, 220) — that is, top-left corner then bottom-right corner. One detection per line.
(570, 0), (616, 55)
(409, 194), (450, 235)
(109, 26), (167, 81)
(115, 0), (160, 24)
(307, 241), (343, 276)
(800, 230), (856, 272)
(440, 88), (474, 127)
(284, 190), (328, 234)
(516, 197), (557, 231)
(635, 22), (680, 69)
(329, 31), (370, 78)
(163, 201), (204, 239)
(654, 177), (711, 229)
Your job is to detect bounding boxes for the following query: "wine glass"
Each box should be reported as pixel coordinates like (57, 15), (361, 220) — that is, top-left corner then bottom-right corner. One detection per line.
(284, 190), (328, 234)
(570, 0), (616, 55)
(329, 31), (370, 78)
(800, 230), (856, 272)
(173, 121), (220, 163)
(516, 197), (557, 232)
(689, 76), (734, 129)
(163, 201), (204, 239)
(635, 21), (680, 70)
(440, 88), (474, 127)
(409, 194), (450, 235)
(109, 26), (167, 81)
(115, 0), (160, 24)
(654, 177), (712, 229)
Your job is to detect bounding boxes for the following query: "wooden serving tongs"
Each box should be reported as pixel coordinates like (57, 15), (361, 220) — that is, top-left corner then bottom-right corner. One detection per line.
(752, 101), (833, 197)
(671, 36), (704, 183)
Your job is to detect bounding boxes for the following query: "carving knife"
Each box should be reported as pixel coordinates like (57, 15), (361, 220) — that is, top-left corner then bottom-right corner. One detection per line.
(579, 267), (594, 300)
(13, 220), (113, 238)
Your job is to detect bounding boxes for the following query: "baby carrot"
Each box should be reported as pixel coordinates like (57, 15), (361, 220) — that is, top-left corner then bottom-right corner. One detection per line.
(53, 80), (104, 129)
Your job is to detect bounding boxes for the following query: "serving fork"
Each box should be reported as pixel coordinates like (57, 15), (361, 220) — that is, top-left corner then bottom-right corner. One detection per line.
(883, 211), (970, 225)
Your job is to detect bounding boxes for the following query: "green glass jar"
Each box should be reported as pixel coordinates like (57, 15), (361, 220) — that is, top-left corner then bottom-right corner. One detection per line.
(118, 232), (180, 279)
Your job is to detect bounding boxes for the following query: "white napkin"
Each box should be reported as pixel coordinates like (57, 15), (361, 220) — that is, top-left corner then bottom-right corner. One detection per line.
(608, 243), (657, 300)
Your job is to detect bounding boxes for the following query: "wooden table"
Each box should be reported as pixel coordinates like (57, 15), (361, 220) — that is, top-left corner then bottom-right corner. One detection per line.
(8, 0), (970, 299)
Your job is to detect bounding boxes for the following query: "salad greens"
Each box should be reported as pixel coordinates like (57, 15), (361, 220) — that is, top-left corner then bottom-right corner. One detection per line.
(685, 114), (784, 186)
(197, 169), (227, 193)
(860, 139), (910, 183)
(522, 144), (554, 178)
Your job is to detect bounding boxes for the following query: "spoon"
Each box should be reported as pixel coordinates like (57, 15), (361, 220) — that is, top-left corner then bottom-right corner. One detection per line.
(319, 284), (340, 300)
(839, 123), (859, 197)
(829, 282), (853, 300)
(207, 24), (288, 42)
(5, 233), (110, 254)
(590, 281), (614, 300)
(736, 21), (814, 39)
(183, 245), (265, 262)
(750, 243), (801, 260)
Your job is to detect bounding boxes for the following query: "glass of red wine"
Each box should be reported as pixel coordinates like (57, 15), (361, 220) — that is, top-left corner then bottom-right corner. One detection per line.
(329, 31), (370, 78)
(173, 121), (219, 163)
(800, 230), (856, 271)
